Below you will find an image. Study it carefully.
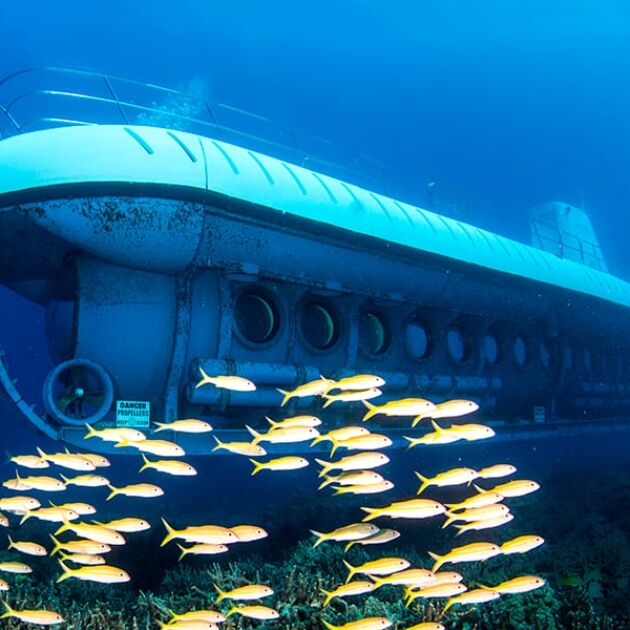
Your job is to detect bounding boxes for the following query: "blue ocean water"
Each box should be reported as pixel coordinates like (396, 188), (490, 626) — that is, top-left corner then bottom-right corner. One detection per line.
(1, 2), (630, 628)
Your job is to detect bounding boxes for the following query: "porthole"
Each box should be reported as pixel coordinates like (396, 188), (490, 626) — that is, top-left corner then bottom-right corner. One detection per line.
(300, 300), (340, 350)
(233, 290), (280, 344)
(539, 341), (551, 370)
(360, 309), (391, 356)
(514, 336), (527, 367)
(447, 326), (467, 362)
(405, 317), (431, 360)
(481, 333), (499, 365)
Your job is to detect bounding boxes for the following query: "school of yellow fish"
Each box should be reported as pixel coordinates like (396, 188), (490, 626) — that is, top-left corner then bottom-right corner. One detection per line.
(0, 368), (546, 628)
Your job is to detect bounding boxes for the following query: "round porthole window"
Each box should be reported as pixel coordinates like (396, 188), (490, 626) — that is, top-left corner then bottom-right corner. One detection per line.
(447, 326), (467, 362)
(300, 301), (340, 350)
(481, 333), (499, 365)
(514, 336), (527, 367)
(405, 317), (430, 360)
(233, 290), (280, 344)
(360, 310), (390, 356)
(539, 341), (551, 370)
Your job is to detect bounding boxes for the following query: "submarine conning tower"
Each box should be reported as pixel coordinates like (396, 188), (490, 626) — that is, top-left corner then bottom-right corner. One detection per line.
(1, 68), (630, 451)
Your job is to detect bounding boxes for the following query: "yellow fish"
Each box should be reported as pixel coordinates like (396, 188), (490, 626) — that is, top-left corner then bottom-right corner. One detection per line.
(212, 437), (266, 457)
(423, 398), (479, 422)
(480, 575), (546, 594)
(215, 583), (274, 602)
(371, 568), (436, 589)
(1, 602), (63, 625)
(177, 543), (228, 560)
(322, 388), (382, 408)
(0, 512), (8, 527)
(0, 561), (32, 574)
(7, 535), (47, 557)
(93, 518), (150, 533)
(319, 470), (385, 490)
(343, 557), (410, 582)
(139, 454), (197, 476)
(107, 483), (163, 500)
(312, 426), (370, 446)
(115, 438), (185, 457)
(59, 551), (106, 566)
(225, 605), (279, 620)
(403, 573), (463, 599)
(322, 617), (392, 630)
(362, 398), (436, 422)
(407, 624), (446, 630)
(454, 513), (514, 536)
(361, 498), (445, 522)
(330, 374), (386, 391)
(154, 418), (213, 433)
(321, 581), (376, 606)
(2, 477), (30, 491)
(499, 535), (545, 555)
(246, 424), (319, 445)
(166, 609), (226, 624)
(21, 507), (79, 524)
(266, 414), (321, 429)
(428, 542), (501, 572)
(445, 491), (504, 511)
(17, 473), (67, 492)
(316, 452), (390, 477)
(0, 579), (8, 591)
(36, 447), (95, 471)
(55, 519), (125, 545)
(277, 377), (334, 406)
(0, 496), (40, 512)
(442, 504), (511, 528)
(76, 452), (111, 468)
(9, 454), (49, 469)
(434, 421), (495, 441)
(229, 525), (268, 542)
(477, 464), (517, 479)
(330, 433), (392, 456)
(57, 560), (130, 583)
(50, 535), (111, 556)
(406, 582), (467, 605)
(415, 467), (478, 494)
(443, 587), (501, 611)
(333, 481), (394, 496)
(403, 432), (461, 448)
(84, 423), (146, 443)
(196, 367), (256, 391)
(161, 518), (238, 546)
(311, 523), (379, 548)
(249, 456), (309, 475)
(60, 473), (110, 487)
(50, 501), (96, 516)
(158, 621), (218, 630)
(476, 479), (540, 497)
(344, 528), (400, 551)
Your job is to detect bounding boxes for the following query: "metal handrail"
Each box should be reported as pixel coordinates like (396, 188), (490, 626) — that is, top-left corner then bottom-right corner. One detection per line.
(0, 66), (387, 189)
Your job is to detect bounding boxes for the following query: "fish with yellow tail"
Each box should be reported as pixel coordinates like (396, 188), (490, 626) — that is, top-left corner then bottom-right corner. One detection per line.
(414, 398), (479, 427)
(276, 376), (334, 406)
(107, 483), (163, 501)
(7, 535), (47, 556)
(403, 573), (463, 600)
(49, 501), (95, 516)
(165, 609), (226, 624)
(370, 568), (436, 589)
(343, 557), (410, 583)
(310, 523), (379, 548)
(361, 398), (436, 422)
(330, 374), (386, 391)
(75, 451), (110, 468)
(49, 535), (111, 556)
(499, 535), (545, 555)
(215, 583), (274, 602)
(158, 621), (218, 630)
(454, 513), (514, 536)
(405, 582), (467, 606)
(320, 581), (376, 606)
(415, 467), (478, 494)
(0, 561), (32, 574)
(443, 587), (501, 611)
(84, 423), (146, 443)
(477, 464), (517, 479)
(333, 481), (394, 496)
(139, 454), (197, 476)
(246, 424), (320, 445)
(15, 472), (67, 492)
(329, 433), (392, 456)
(57, 559), (130, 584)
(59, 551), (106, 566)
(266, 415), (322, 429)
(93, 518), (150, 533)
(312, 426), (370, 447)
(427, 541), (501, 572)
(1, 602), (63, 626)
(154, 418), (213, 433)
(21, 506), (80, 525)
(2, 477), (30, 491)
(442, 503), (511, 528)
(249, 456), (309, 475)
(445, 491), (504, 511)
(321, 617), (392, 630)
(322, 388), (382, 408)
(319, 470), (385, 490)
(479, 575), (546, 594)
(361, 498), (445, 522)
(0, 496), (40, 513)
(36, 447), (95, 471)
(9, 454), (49, 469)
(60, 473), (110, 487)
(437, 421), (495, 441)
(225, 605), (279, 620)
(55, 517), (126, 545)
(476, 479), (540, 497)
(115, 438), (185, 457)
(195, 366), (256, 391)
(403, 431), (461, 448)
(230, 524), (268, 542)
(316, 452), (390, 477)
(406, 624), (446, 630)
(344, 528), (400, 551)
(212, 436), (266, 457)
(177, 543), (228, 560)
(161, 518), (238, 546)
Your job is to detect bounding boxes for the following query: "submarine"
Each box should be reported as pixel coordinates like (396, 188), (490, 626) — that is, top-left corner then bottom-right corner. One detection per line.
(1, 67), (629, 455)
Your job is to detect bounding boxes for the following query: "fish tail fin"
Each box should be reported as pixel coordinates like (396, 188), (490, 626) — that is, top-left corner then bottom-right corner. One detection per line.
(360, 507), (379, 522)
(114, 440), (130, 449)
(329, 438), (340, 457)
(160, 518), (178, 547)
(344, 541), (356, 552)
(106, 484), (118, 501)
(84, 422), (98, 439)
(195, 366), (212, 389)
(56, 559), (73, 583)
(36, 446), (47, 459)
(60, 474), (70, 484)
(50, 534), (62, 556)
(1, 601), (14, 619)
(411, 414), (425, 428)
(310, 530), (326, 548)
(310, 434), (323, 446)
(139, 453), (151, 473)
(211, 436), (224, 452)
(361, 399), (377, 421)
(443, 598), (455, 612)
(442, 514), (456, 529)
(276, 388), (290, 407)
(321, 621), (338, 630)
(20, 511), (32, 525)
(322, 395), (334, 409)
(320, 588), (333, 607)
(428, 551), (444, 572)
(154, 422), (166, 433)
(245, 424), (261, 444)
(474, 483), (486, 493)
(332, 486), (346, 497)
(342, 559), (356, 583)
(6, 535), (13, 550)
(265, 416), (278, 429)
(249, 459), (263, 476)
(454, 525), (466, 537)
(225, 607), (238, 618)
(414, 471), (430, 495)
(317, 475), (334, 490)
(478, 583), (493, 591)
(431, 419), (444, 433)
(214, 583), (226, 603)
(403, 436), (416, 450)
(176, 544), (188, 562)
(315, 458), (331, 478)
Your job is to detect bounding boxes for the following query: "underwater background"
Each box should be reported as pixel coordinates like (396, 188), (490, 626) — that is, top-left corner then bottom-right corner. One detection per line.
(1, 1), (630, 628)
